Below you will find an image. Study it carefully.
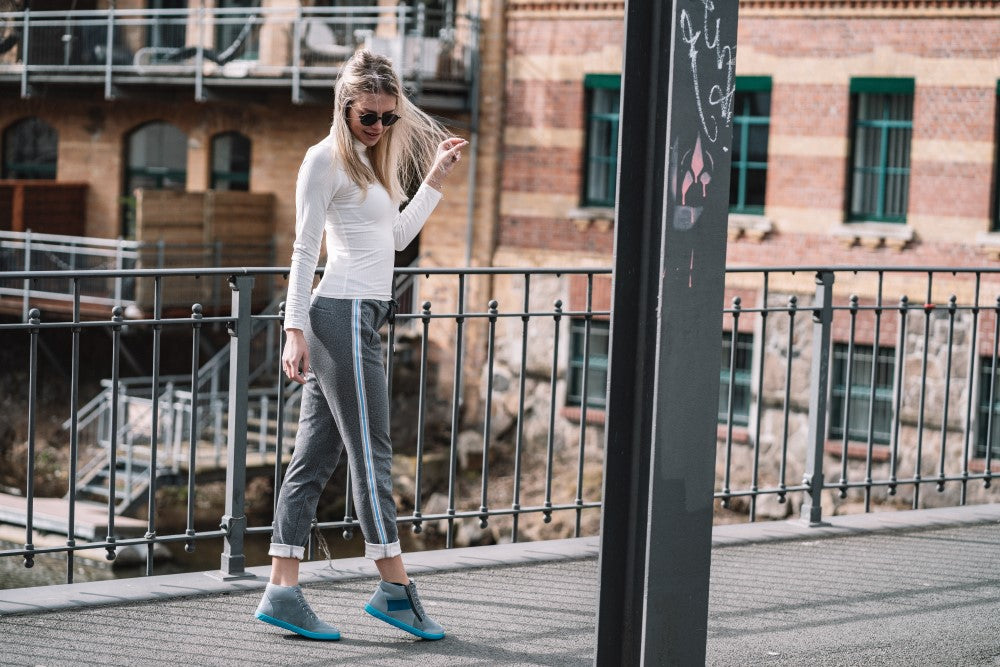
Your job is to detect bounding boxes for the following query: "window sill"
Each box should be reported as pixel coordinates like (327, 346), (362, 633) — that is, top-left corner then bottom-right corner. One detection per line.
(728, 213), (773, 242)
(968, 459), (1000, 474)
(561, 405), (607, 425)
(832, 222), (915, 251)
(824, 440), (891, 462)
(975, 232), (1000, 261)
(567, 207), (615, 233)
(717, 424), (751, 445)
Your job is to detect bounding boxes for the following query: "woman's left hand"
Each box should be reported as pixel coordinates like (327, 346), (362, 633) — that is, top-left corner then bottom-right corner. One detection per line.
(426, 137), (469, 191)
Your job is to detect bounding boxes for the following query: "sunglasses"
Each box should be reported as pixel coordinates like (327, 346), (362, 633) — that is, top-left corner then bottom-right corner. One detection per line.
(357, 110), (400, 127)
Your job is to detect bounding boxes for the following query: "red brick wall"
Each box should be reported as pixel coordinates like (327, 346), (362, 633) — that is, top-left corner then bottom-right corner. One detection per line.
(497, 7), (1000, 272)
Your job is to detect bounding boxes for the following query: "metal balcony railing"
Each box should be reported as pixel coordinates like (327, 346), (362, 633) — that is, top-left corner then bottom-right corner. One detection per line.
(0, 230), (275, 317)
(2, 265), (1000, 586)
(0, 3), (478, 104)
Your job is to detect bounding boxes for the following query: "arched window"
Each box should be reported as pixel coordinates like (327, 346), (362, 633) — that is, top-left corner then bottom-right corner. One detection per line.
(210, 131), (251, 191)
(2, 117), (58, 179)
(122, 121), (187, 236)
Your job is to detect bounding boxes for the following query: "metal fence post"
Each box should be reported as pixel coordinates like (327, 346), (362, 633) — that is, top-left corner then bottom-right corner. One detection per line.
(217, 273), (255, 579)
(104, 5), (115, 100)
(21, 229), (31, 322)
(801, 270), (834, 526)
(114, 238), (124, 306)
(20, 8), (30, 98)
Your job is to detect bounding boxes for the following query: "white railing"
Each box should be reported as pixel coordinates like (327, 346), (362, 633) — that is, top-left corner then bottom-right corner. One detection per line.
(0, 230), (275, 318)
(0, 3), (477, 102)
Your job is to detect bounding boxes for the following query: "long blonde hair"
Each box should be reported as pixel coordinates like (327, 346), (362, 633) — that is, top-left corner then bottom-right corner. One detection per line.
(331, 50), (448, 203)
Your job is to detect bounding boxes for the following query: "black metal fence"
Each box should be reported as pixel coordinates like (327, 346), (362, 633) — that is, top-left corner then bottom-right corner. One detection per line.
(2, 265), (1000, 586)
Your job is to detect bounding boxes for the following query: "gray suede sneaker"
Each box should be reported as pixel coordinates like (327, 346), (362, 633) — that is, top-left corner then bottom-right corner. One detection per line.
(364, 579), (445, 640)
(255, 583), (341, 641)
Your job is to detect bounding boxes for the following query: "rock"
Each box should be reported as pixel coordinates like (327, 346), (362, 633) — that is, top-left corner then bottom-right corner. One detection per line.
(457, 429), (484, 471)
(453, 517), (497, 547)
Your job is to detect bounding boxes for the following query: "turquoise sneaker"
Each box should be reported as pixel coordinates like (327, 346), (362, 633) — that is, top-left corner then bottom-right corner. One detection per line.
(255, 583), (341, 641)
(364, 579), (445, 640)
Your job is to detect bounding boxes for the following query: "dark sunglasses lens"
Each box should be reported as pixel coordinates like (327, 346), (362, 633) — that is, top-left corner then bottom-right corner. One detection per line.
(359, 112), (399, 127)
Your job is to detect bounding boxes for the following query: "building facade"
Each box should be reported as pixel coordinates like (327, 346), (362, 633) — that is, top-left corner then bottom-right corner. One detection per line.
(486, 0), (1000, 520)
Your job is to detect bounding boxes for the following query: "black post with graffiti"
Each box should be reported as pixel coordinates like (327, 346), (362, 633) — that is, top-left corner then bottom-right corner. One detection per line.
(596, 0), (738, 663)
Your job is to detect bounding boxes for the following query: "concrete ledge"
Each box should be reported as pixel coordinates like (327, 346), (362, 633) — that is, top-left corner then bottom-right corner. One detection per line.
(712, 502), (1000, 547)
(0, 536), (601, 617)
(3, 503), (998, 617)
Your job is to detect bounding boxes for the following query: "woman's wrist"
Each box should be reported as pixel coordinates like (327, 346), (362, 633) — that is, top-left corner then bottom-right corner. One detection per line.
(425, 174), (444, 192)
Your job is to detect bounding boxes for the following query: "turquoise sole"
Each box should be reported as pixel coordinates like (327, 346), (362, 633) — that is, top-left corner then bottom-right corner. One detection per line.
(255, 611), (341, 641)
(364, 603), (445, 640)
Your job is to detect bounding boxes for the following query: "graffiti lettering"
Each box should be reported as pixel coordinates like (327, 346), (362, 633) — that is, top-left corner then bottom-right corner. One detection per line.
(679, 0), (736, 144)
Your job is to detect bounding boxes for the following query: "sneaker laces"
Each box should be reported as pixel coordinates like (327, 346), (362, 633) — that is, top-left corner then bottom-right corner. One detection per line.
(294, 589), (320, 625)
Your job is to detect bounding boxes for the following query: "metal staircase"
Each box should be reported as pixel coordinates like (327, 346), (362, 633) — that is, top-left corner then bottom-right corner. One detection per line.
(67, 298), (302, 514)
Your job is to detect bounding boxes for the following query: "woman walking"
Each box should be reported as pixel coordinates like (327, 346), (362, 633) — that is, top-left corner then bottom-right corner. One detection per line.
(254, 50), (467, 642)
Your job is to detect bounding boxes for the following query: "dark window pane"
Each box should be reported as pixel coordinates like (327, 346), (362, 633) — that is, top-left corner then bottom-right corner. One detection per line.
(2, 117), (58, 179)
(729, 88), (770, 213)
(977, 358), (1000, 459)
(849, 89), (912, 222)
(719, 331), (754, 426)
(743, 168), (767, 209)
(829, 343), (895, 444)
(215, 0), (260, 60)
(211, 131), (251, 191)
(583, 83), (620, 207)
(568, 319), (610, 409)
(123, 121), (188, 237)
(148, 0), (187, 50)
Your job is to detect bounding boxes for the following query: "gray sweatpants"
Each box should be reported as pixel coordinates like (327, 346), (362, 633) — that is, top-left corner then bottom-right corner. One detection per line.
(270, 297), (400, 561)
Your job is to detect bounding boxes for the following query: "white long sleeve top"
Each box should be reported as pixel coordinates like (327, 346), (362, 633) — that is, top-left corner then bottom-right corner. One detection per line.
(283, 133), (442, 331)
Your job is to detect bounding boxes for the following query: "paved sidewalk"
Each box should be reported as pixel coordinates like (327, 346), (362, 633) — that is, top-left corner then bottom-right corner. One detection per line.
(2, 504), (1000, 665)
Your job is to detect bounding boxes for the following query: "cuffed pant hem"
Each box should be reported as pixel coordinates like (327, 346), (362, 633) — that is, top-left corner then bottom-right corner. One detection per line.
(268, 543), (305, 560)
(365, 540), (402, 561)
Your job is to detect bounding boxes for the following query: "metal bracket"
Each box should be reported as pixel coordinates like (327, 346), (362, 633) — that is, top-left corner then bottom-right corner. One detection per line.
(219, 514), (245, 536)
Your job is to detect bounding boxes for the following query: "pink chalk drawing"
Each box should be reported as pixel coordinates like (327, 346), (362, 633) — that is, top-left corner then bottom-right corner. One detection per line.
(673, 134), (715, 231)
(681, 135), (714, 205)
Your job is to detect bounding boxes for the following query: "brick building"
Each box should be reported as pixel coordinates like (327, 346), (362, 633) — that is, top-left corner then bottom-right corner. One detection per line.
(484, 0), (1000, 518)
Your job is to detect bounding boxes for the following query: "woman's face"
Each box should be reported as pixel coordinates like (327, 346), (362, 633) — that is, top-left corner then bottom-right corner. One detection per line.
(347, 92), (398, 148)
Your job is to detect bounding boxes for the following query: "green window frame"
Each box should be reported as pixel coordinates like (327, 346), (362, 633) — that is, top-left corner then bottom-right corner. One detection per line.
(719, 331), (754, 426)
(976, 356), (1000, 459)
(829, 343), (895, 444)
(2, 117), (57, 180)
(567, 318), (609, 409)
(210, 131), (251, 191)
(582, 74), (620, 208)
(729, 76), (771, 215)
(847, 77), (914, 223)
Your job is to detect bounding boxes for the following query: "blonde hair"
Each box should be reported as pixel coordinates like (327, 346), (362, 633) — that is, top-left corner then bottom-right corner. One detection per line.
(331, 50), (448, 203)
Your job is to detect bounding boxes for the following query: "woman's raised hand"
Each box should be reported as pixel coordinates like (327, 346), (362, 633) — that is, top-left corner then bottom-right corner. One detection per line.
(426, 137), (469, 191)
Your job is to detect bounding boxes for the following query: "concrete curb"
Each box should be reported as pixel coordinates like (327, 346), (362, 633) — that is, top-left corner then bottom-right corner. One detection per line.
(2, 503), (998, 616)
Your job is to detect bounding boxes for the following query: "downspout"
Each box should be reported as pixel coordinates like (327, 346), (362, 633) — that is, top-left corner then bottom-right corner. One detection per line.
(462, 0), (481, 267)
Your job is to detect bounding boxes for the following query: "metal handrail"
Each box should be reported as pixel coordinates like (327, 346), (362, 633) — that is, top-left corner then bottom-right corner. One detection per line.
(3, 264), (1000, 585)
(0, 3), (479, 101)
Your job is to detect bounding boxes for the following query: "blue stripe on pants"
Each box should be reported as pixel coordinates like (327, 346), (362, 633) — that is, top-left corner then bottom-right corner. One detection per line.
(353, 299), (388, 545)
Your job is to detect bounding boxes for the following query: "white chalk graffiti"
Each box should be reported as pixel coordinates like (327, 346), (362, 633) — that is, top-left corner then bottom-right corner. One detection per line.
(679, 0), (736, 144)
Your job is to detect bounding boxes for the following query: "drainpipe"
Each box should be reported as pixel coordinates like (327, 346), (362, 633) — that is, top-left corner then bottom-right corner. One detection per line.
(462, 0), (481, 267)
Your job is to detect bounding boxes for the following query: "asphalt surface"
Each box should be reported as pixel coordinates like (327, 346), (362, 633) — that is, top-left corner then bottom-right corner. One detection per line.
(2, 507), (1000, 665)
